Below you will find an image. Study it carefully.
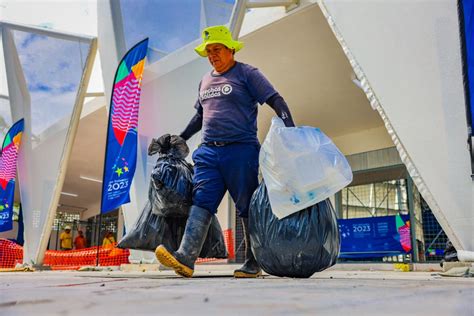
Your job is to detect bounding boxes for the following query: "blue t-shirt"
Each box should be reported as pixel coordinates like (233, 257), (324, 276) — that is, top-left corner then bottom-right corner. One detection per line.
(194, 62), (277, 144)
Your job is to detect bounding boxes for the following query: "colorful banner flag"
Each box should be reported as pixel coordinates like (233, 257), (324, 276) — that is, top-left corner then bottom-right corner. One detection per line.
(101, 38), (148, 214)
(338, 214), (411, 259)
(0, 119), (24, 232)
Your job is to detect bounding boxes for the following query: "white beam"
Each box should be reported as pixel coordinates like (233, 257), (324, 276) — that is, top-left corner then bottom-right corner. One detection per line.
(247, 0), (299, 9)
(0, 21), (94, 43)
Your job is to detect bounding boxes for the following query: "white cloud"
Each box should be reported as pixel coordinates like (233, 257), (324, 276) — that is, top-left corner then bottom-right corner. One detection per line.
(9, 30), (88, 135)
(30, 90), (77, 135)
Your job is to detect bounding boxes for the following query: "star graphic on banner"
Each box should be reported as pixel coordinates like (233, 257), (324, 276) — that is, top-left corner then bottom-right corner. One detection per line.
(124, 166), (129, 172)
(115, 168), (123, 177)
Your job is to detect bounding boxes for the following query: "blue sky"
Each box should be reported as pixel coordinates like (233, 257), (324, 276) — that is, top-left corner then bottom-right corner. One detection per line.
(120, 0), (235, 61)
(13, 30), (89, 135)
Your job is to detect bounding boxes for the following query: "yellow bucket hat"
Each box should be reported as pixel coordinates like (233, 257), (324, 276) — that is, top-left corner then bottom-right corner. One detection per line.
(194, 25), (244, 57)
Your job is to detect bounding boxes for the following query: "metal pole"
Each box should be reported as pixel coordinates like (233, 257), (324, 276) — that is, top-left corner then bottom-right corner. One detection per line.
(373, 183), (377, 216)
(55, 220), (59, 250)
(96, 213), (103, 266)
(407, 176), (418, 263)
(346, 188), (349, 219)
(335, 191), (342, 218)
(72, 221), (76, 249)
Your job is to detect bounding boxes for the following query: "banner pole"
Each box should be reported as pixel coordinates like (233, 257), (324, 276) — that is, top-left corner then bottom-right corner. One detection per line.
(96, 213), (103, 266)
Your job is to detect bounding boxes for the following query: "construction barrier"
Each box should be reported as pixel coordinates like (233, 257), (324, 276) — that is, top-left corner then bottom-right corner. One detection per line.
(43, 245), (130, 267)
(0, 229), (235, 269)
(0, 238), (129, 269)
(0, 239), (23, 268)
(197, 228), (235, 264)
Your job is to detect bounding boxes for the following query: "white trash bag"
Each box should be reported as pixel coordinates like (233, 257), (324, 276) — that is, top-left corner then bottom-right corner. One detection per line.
(259, 117), (353, 219)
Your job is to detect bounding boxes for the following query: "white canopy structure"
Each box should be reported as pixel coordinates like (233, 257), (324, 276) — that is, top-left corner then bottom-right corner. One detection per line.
(319, 0), (473, 251)
(0, 0), (471, 264)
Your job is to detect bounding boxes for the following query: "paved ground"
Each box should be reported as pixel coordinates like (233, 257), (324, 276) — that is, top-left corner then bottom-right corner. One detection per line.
(0, 264), (472, 315)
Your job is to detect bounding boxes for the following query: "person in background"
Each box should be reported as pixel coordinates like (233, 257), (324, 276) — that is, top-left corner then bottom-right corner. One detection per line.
(154, 25), (295, 278)
(74, 230), (87, 250)
(102, 231), (116, 248)
(59, 226), (73, 251)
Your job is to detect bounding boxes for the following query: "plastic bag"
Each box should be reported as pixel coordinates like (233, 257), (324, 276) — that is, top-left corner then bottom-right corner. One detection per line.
(117, 201), (227, 259)
(440, 240), (458, 267)
(148, 134), (189, 159)
(148, 135), (193, 217)
(149, 156), (193, 217)
(260, 117), (353, 219)
(249, 182), (340, 278)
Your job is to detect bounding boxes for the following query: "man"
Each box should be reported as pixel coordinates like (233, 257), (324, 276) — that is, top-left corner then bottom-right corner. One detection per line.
(60, 226), (73, 251)
(74, 230), (87, 249)
(102, 231), (116, 248)
(155, 25), (295, 278)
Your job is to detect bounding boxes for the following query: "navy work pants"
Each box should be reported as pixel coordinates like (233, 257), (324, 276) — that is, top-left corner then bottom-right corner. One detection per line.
(192, 142), (260, 217)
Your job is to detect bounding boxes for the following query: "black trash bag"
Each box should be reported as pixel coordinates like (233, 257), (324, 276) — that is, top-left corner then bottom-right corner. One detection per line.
(440, 240), (458, 267)
(148, 135), (193, 217)
(249, 182), (340, 278)
(149, 156), (194, 217)
(148, 134), (189, 159)
(117, 201), (227, 259)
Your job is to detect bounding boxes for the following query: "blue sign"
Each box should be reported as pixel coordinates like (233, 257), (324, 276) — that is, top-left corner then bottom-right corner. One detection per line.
(338, 214), (412, 259)
(101, 39), (148, 214)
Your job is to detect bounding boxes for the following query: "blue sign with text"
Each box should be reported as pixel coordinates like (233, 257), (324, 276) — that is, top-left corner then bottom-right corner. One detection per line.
(338, 214), (412, 259)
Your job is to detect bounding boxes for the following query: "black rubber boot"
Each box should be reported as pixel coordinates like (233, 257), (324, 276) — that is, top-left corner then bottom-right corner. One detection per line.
(234, 217), (262, 278)
(155, 205), (212, 278)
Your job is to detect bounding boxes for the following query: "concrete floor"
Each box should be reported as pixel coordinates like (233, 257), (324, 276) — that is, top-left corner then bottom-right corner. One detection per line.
(0, 264), (473, 316)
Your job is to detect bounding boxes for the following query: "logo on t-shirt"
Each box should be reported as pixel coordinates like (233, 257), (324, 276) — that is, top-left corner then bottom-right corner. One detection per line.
(221, 84), (232, 95)
(200, 84), (233, 100)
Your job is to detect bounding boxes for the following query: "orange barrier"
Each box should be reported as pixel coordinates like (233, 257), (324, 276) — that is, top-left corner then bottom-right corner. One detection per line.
(0, 239), (23, 268)
(196, 228), (235, 264)
(1, 228), (235, 269)
(43, 244), (130, 267)
(0, 239), (129, 269)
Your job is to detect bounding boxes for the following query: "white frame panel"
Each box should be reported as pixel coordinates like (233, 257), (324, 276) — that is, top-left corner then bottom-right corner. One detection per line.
(2, 21), (97, 264)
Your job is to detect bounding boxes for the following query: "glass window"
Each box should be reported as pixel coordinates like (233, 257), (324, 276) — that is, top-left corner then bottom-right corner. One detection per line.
(341, 180), (409, 219)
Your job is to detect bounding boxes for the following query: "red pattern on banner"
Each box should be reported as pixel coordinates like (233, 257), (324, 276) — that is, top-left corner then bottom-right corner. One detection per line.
(111, 73), (141, 145)
(1, 229), (235, 269)
(0, 144), (20, 190)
